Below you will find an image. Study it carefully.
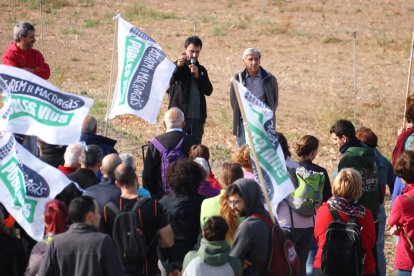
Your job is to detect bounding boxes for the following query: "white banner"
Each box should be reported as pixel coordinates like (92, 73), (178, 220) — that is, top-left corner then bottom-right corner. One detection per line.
(109, 16), (175, 124)
(233, 79), (294, 209)
(0, 132), (72, 241)
(0, 65), (94, 145)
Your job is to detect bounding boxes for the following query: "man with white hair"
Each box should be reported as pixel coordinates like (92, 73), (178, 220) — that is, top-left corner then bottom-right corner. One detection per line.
(2, 22), (50, 79)
(142, 107), (200, 199)
(230, 48), (279, 146)
(58, 143), (84, 175)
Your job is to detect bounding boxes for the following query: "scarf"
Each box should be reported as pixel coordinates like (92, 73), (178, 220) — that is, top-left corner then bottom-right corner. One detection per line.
(327, 196), (366, 218)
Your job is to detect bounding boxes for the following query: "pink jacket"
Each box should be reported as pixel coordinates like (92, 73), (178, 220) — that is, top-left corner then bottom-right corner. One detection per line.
(388, 184), (414, 271)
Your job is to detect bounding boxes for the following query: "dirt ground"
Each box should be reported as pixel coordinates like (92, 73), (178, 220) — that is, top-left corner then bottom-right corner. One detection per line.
(1, 0), (414, 274)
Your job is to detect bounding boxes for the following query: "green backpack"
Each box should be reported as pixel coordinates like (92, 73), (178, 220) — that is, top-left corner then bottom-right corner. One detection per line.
(286, 166), (325, 217)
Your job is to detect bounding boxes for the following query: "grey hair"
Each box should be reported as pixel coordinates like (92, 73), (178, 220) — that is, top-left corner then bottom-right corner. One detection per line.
(242, 48), (261, 60)
(119, 152), (136, 171)
(164, 107), (184, 129)
(81, 144), (103, 168)
(13, 22), (35, 42)
(64, 143), (85, 167)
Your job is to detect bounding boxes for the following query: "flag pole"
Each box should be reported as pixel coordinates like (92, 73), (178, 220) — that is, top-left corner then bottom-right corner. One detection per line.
(39, 0), (44, 54)
(226, 58), (276, 223)
(104, 11), (120, 137)
(402, 28), (414, 129)
(352, 32), (357, 122)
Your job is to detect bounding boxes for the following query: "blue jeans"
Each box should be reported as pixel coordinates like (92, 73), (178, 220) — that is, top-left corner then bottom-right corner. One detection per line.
(306, 237), (317, 276)
(397, 270), (411, 276)
(376, 204), (386, 276)
(236, 121), (246, 146)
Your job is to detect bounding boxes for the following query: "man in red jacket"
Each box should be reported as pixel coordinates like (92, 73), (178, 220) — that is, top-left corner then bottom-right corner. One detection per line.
(2, 22), (50, 80)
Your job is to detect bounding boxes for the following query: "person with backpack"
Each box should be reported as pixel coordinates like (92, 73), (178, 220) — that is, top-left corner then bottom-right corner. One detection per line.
(228, 178), (273, 275)
(182, 216), (242, 276)
(314, 168), (376, 276)
(158, 159), (205, 276)
(142, 107), (200, 199)
(101, 163), (174, 276)
(388, 151), (414, 275)
(277, 134), (329, 276)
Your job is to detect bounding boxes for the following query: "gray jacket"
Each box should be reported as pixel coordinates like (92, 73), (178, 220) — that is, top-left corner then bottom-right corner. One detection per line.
(38, 223), (124, 276)
(229, 179), (271, 276)
(230, 67), (278, 136)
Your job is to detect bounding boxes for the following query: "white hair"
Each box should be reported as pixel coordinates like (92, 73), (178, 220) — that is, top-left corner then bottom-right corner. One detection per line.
(242, 48), (261, 60)
(64, 143), (85, 167)
(164, 107), (184, 129)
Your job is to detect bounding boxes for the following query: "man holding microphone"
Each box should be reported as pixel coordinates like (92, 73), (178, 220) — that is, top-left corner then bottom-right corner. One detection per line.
(167, 36), (213, 141)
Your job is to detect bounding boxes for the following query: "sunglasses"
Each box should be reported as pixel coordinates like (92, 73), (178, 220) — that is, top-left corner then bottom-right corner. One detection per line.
(228, 199), (242, 208)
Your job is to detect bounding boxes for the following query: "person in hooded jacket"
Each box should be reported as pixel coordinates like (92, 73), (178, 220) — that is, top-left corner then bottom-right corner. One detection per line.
(182, 216), (242, 276)
(228, 178), (272, 276)
(158, 159), (205, 276)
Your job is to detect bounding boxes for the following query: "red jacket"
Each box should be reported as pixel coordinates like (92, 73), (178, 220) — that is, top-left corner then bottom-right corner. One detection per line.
(208, 172), (221, 190)
(314, 202), (376, 274)
(2, 42), (50, 79)
(392, 128), (414, 166)
(388, 184), (414, 271)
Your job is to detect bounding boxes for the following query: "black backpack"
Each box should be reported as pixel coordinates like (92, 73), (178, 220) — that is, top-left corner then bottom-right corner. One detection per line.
(321, 208), (365, 276)
(105, 198), (150, 264)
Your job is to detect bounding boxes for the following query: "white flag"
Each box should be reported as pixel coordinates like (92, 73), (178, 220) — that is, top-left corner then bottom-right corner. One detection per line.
(109, 16), (175, 124)
(0, 132), (72, 241)
(0, 65), (94, 145)
(233, 79), (294, 209)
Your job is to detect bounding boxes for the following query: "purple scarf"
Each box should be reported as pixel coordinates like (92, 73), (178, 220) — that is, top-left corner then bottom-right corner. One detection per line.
(327, 196), (366, 218)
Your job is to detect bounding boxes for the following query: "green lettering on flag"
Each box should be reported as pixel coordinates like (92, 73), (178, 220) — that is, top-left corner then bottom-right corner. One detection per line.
(247, 107), (289, 185)
(9, 95), (73, 126)
(0, 157), (36, 223)
(120, 37), (145, 105)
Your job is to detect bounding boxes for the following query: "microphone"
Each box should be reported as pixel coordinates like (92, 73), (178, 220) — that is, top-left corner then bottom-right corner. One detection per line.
(190, 58), (196, 65)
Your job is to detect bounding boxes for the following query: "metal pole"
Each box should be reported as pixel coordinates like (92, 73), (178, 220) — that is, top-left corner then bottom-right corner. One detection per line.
(353, 32), (357, 122)
(104, 11), (120, 136)
(402, 28), (414, 128)
(39, 0), (44, 54)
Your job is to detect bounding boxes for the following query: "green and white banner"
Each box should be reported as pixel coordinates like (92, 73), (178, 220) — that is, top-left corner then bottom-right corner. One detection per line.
(233, 79), (294, 208)
(0, 65), (94, 145)
(109, 16), (175, 124)
(0, 132), (71, 241)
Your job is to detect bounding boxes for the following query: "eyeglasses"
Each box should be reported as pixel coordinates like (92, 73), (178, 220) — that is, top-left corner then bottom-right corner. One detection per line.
(228, 199), (242, 208)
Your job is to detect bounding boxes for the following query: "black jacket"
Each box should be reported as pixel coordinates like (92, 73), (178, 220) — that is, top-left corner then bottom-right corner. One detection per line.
(167, 60), (213, 123)
(230, 67), (278, 136)
(142, 130), (200, 199)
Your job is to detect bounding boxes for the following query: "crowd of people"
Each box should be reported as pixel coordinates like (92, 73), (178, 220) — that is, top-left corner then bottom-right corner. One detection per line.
(1, 21), (414, 276)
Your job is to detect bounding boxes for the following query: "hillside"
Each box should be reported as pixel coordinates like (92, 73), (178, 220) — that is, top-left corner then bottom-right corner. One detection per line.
(1, 0), (414, 273)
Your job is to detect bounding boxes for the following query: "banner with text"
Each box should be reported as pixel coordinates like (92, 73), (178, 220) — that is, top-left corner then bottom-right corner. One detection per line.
(0, 132), (71, 241)
(233, 79), (294, 209)
(109, 16), (175, 124)
(0, 65), (94, 145)
(0, 77), (11, 131)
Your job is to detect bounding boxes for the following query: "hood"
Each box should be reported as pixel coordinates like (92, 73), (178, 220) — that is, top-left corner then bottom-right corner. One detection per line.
(198, 239), (230, 266)
(233, 178), (266, 216)
(344, 143), (376, 159)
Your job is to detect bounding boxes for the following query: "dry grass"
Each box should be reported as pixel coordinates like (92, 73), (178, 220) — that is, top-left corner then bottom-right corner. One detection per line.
(2, 0), (414, 272)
